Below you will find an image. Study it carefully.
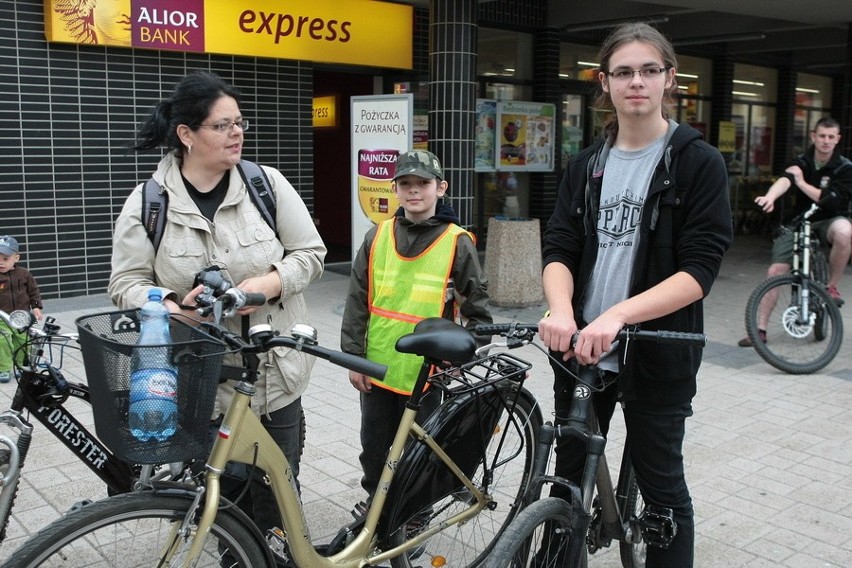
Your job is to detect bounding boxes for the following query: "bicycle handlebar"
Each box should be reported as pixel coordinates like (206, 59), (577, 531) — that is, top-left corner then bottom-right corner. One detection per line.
(198, 287), (267, 319)
(474, 323), (706, 347)
(199, 321), (388, 382)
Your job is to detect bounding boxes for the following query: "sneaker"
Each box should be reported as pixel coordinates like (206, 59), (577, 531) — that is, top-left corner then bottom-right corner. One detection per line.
(826, 285), (844, 306)
(0, 371), (10, 383)
(738, 330), (766, 347)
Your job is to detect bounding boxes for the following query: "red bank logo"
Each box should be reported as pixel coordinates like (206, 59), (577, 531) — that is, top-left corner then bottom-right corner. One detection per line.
(132, 0), (205, 52)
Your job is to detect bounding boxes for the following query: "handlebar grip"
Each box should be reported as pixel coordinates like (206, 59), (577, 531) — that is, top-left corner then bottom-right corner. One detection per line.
(242, 292), (267, 307)
(626, 330), (706, 347)
(473, 323), (539, 335)
(324, 349), (387, 380)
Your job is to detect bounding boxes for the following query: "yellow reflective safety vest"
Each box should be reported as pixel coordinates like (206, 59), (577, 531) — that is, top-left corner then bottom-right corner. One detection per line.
(366, 218), (471, 394)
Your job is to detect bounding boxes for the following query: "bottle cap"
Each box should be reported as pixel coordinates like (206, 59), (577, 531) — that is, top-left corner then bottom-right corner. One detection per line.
(148, 288), (163, 301)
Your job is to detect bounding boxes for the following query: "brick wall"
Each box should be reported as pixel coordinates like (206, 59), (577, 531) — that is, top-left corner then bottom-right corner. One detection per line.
(1, 1), (313, 299)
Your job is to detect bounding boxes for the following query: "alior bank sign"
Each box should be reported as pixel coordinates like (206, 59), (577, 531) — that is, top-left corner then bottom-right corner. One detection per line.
(44, 0), (413, 69)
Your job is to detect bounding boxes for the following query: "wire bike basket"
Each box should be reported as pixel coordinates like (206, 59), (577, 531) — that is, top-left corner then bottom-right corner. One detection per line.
(76, 310), (226, 464)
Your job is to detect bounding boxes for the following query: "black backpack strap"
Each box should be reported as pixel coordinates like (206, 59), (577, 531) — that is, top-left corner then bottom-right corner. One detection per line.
(237, 160), (277, 234)
(142, 178), (168, 252)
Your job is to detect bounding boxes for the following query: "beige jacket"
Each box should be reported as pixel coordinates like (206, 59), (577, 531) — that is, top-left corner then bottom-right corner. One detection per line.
(108, 152), (327, 416)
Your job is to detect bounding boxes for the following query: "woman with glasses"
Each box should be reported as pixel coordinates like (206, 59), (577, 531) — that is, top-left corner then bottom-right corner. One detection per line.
(108, 70), (326, 537)
(538, 23), (732, 566)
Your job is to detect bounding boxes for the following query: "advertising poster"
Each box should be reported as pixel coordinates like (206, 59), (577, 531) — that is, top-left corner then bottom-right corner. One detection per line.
(351, 94), (412, 259)
(475, 99), (497, 171)
(497, 101), (555, 172)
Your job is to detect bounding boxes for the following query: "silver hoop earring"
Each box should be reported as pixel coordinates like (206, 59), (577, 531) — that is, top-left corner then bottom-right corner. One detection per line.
(187, 145), (192, 155)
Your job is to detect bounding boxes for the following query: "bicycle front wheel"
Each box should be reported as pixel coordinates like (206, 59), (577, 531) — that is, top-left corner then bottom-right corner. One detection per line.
(1, 492), (270, 568)
(745, 274), (843, 374)
(618, 463), (646, 568)
(484, 497), (578, 568)
(387, 385), (542, 568)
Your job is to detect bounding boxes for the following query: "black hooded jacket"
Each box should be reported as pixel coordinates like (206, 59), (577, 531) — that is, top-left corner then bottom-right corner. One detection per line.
(543, 123), (733, 404)
(785, 146), (852, 222)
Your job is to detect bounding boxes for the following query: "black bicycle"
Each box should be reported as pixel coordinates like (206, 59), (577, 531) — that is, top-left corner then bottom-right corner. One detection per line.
(744, 203), (844, 374)
(479, 323), (706, 568)
(0, 309), (171, 546)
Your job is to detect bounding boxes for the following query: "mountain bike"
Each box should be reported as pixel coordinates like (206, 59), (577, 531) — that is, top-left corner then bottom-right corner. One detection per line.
(744, 203), (844, 374)
(479, 323), (706, 568)
(0, 309), (179, 546)
(1, 289), (543, 567)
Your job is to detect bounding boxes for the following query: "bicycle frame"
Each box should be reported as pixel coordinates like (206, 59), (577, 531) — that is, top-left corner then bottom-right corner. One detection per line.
(180, 356), (518, 567)
(553, 366), (637, 558)
(0, 377), (134, 495)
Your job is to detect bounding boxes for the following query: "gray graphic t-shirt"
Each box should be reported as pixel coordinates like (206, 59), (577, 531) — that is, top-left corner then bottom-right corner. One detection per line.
(583, 136), (666, 371)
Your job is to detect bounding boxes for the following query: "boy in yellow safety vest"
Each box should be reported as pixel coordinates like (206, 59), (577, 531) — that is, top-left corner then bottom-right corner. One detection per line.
(341, 149), (493, 507)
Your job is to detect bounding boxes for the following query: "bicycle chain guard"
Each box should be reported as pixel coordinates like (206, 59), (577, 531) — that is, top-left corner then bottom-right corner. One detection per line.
(639, 505), (677, 549)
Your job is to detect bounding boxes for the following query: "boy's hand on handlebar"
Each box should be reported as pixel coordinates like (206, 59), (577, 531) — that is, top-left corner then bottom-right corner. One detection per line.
(538, 312), (577, 361)
(573, 313), (624, 366)
(349, 370), (373, 393)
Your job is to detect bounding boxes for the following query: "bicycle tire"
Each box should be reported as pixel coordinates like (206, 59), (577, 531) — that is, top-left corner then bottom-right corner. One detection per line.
(618, 464), (646, 568)
(1, 492), (270, 568)
(745, 274), (843, 374)
(483, 497), (576, 568)
(386, 385), (542, 568)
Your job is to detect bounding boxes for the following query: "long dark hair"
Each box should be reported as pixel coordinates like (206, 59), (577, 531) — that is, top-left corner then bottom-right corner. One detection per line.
(131, 71), (242, 156)
(595, 23), (678, 140)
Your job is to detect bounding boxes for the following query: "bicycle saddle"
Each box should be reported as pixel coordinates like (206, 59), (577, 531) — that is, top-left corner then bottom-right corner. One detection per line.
(395, 317), (476, 364)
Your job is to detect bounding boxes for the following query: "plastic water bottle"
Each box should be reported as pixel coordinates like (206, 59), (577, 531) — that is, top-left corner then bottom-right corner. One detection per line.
(128, 288), (178, 442)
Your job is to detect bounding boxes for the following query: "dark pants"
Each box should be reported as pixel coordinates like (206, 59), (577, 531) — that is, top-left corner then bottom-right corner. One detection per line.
(359, 387), (440, 497)
(221, 398), (304, 535)
(551, 365), (695, 568)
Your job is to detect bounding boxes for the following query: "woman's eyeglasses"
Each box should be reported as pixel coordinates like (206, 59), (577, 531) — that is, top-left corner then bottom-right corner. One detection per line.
(198, 120), (250, 134)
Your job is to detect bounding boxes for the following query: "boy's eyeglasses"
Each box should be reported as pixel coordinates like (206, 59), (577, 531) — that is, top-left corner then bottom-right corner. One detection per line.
(198, 120), (250, 134)
(606, 67), (669, 81)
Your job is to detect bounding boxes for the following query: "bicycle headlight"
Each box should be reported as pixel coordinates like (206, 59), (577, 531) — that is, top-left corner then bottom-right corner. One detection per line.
(9, 309), (35, 331)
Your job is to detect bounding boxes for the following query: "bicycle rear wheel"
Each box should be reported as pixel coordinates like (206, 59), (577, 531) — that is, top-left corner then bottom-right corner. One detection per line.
(745, 274), (843, 374)
(483, 497), (578, 568)
(386, 384), (542, 568)
(1, 492), (270, 568)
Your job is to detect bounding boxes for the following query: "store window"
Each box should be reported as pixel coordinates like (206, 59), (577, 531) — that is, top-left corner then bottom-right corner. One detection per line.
(477, 28), (533, 80)
(477, 28), (534, 223)
(674, 55), (712, 140)
(793, 73), (833, 156)
(731, 64), (777, 177)
(558, 42), (603, 81)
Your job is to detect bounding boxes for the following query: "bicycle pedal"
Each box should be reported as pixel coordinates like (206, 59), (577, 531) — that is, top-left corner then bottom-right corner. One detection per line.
(639, 505), (677, 549)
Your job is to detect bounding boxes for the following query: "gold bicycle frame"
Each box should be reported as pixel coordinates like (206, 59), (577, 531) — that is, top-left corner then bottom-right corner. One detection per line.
(178, 379), (493, 568)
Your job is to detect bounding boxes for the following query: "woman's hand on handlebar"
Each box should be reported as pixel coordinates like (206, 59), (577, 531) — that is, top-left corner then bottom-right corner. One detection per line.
(235, 272), (281, 315)
(165, 284), (210, 321)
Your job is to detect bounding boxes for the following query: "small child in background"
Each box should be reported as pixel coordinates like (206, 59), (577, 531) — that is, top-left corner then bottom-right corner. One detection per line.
(0, 236), (43, 383)
(341, 150), (492, 506)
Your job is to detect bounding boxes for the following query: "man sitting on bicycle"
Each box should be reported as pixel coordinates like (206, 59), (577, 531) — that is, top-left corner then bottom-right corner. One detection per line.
(738, 116), (852, 346)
